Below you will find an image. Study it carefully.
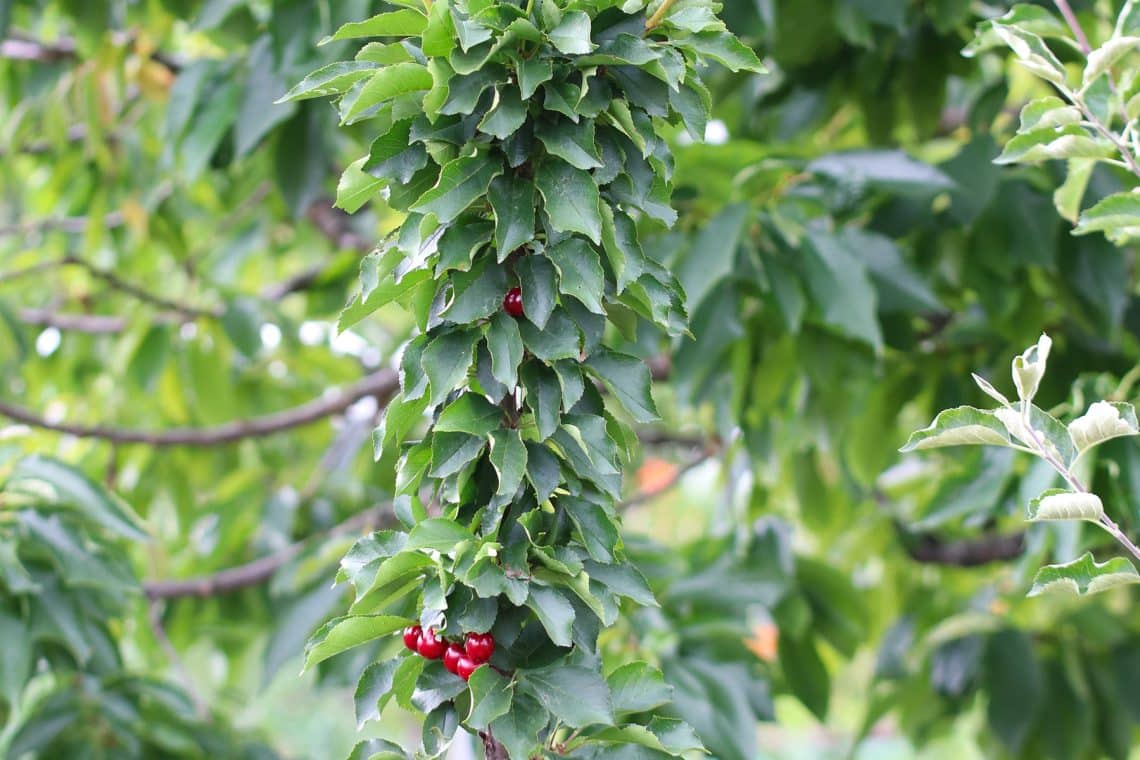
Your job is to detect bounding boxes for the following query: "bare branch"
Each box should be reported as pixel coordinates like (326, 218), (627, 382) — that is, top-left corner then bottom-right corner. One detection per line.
(18, 308), (128, 334)
(902, 528), (1026, 567)
(0, 368), (399, 446)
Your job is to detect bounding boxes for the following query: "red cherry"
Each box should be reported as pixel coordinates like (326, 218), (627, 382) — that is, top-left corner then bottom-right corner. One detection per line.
(502, 287), (524, 318)
(403, 625), (423, 652)
(417, 628), (448, 660)
(443, 644), (465, 675)
(456, 656), (479, 681)
(464, 632), (495, 664)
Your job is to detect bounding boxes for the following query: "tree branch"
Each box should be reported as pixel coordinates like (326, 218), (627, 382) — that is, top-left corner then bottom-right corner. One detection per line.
(144, 503), (397, 599)
(901, 525), (1025, 567)
(0, 368), (399, 446)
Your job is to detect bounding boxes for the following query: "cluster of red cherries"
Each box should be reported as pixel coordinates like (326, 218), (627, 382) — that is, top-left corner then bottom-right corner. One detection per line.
(403, 625), (495, 682)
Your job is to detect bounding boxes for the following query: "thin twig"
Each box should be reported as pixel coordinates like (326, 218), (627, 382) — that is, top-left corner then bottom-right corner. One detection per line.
(0, 368), (399, 447)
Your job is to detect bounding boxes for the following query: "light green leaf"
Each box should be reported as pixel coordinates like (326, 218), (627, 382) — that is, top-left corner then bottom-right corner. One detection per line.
(682, 30), (766, 72)
(407, 518), (473, 552)
(900, 406), (1014, 451)
(1070, 400), (1140, 453)
(1083, 36), (1140, 89)
(435, 393), (502, 437)
(1074, 192), (1140, 237)
(1026, 489), (1104, 522)
(608, 662), (674, 714)
(1029, 552), (1140, 596)
(996, 125), (1115, 165)
(304, 615), (410, 670)
(422, 329), (480, 406)
(342, 62), (432, 123)
(276, 61), (377, 102)
(355, 659), (400, 729)
(9, 456), (148, 541)
(336, 157), (384, 213)
(525, 585), (576, 647)
(324, 9), (428, 43)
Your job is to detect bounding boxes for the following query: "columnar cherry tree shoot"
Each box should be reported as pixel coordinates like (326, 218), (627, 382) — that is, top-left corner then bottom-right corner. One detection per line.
(282, 0), (763, 756)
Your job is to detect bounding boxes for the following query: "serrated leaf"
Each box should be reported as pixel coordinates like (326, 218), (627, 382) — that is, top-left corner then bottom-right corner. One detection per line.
(1083, 36), (1140, 88)
(411, 155), (503, 224)
(586, 350), (658, 423)
(488, 174), (536, 259)
(996, 125), (1115, 164)
(537, 160), (604, 243)
(1029, 552), (1140, 596)
(304, 615), (410, 670)
(517, 254), (559, 329)
(990, 23), (1069, 86)
(1027, 489), (1104, 522)
(521, 663), (615, 727)
(486, 311), (524, 388)
(900, 406), (1014, 451)
(422, 329), (479, 406)
(608, 662), (674, 714)
(547, 237), (606, 314)
(467, 667), (514, 729)
(525, 585), (576, 647)
(490, 429), (528, 498)
(355, 660), (400, 729)
(430, 432), (486, 478)
(336, 157), (384, 213)
(435, 393), (503, 437)
(407, 518), (473, 552)
(537, 119), (603, 170)
(478, 86), (527, 140)
(682, 30), (766, 72)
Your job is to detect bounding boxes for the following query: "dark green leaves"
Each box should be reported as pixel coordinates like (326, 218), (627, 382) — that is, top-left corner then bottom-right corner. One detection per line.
(488, 174), (536, 258)
(520, 663), (615, 728)
(9, 457), (148, 542)
(586, 350), (659, 423)
(537, 160), (603, 243)
(411, 155), (503, 224)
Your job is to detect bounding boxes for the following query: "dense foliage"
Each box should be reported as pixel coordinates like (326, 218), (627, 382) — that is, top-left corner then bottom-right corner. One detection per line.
(3, 0), (1140, 758)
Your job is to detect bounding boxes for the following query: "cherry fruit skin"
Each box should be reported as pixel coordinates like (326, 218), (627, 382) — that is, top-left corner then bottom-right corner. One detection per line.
(502, 287), (524, 318)
(403, 625), (423, 652)
(456, 656), (479, 682)
(464, 632), (495, 664)
(443, 644), (465, 675)
(417, 628), (448, 660)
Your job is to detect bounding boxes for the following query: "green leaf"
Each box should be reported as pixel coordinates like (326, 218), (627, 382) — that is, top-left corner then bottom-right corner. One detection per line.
(9, 456), (148, 541)
(1017, 96), (1081, 130)
(800, 231), (882, 351)
(996, 125), (1115, 164)
(407, 518), (473, 552)
(683, 30), (766, 72)
(547, 237), (606, 314)
(355, 659), (400, 729)
(430, 432), (486, 478)
(521, 362), (563, 441)
(537, 119), (603, 171)
(562, 496), (619, 563)
(336, 157), (384, 213)
(435, 393), (502, 437)
(586, 350), (659, 423)
(900, 406), (1014, 451)
(1026, 489), (1104, 522)
(521, 663), (615, 728)
(517, 254), (559, 329)
(342, 62), (433, 123)
(467, 667), (514, 729)
(537, 160), (604, 243)
(1083, 36), (1140, 88)
(780, 635), (830, 720)
(444, 258), (509, 323)
(990, 23), (1069, 86)
(277, 61), (377, 102)
(422, 329), (479, 406)
(519, 310), (581, 361)
(1029, 552), (1140, 596)
(1069, 401), (1140, 453)
(518, 57), (554, 99)
(608, 662), (674, 714)
(525, 442), (562, 503)
(584, 560), (657, 607)
(1074, 192), (1140, 237)
(478, 86), (527, 140)
(364, 119), (428, 185)
(490, 692), (549, 760)
(983, 629), (1042, 753)
(488, 174), (536, 259)
(486, 311), (524, 389)
(600, 207), (647, 294)
(490, 429), (528, 498)
(324, 9), (428, 43)
(548, 11), (594, 54)
(411, 155), (503, 224)
(339, 249), (433, 331)
(304, 615), (410, 670)
(525, 585), (576, 647)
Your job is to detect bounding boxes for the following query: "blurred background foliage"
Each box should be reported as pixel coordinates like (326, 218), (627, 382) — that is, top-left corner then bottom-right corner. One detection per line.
(2, 0), (1140, 757)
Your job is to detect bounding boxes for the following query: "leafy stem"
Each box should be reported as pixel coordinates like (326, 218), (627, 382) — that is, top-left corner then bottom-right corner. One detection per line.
(1018, 404), (1140, 562)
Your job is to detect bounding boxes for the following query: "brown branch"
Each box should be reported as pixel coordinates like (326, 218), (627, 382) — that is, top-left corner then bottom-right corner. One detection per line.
(0, 368), (399, 446)
(1053, 0), (1091, 54)
(480, 730), (510, 760)
(143, 503), (397, 599)
(18, 308), (128, 334)
(1, 31), (184, 70)
(902, 526), (1026, 567)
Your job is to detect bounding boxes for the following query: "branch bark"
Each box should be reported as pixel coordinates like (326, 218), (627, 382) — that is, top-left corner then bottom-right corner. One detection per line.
(901, 526), (1025, 566)
(0, 368), (398, 447)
